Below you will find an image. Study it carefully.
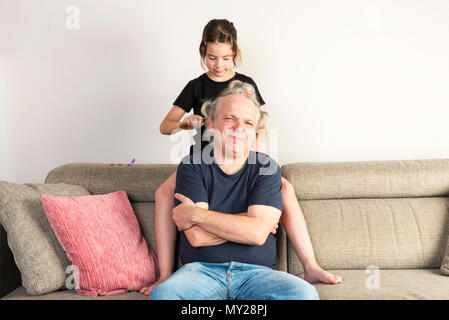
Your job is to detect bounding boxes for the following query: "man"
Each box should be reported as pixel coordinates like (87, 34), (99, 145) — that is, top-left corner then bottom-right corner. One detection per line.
(147, 80), (319, 300)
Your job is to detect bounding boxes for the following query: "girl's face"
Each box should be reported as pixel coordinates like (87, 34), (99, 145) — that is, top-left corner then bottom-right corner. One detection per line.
(205, 42), (235, 80)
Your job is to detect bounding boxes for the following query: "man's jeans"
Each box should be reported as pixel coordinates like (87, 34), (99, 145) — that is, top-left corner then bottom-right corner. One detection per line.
(150, 261), (320, 300)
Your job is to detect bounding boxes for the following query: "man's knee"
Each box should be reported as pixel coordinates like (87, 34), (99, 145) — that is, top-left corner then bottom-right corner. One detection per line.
(149, 281), (171, 300)
(287, 279), (320, 300)
(150, 262), (227, 300)
(150, 280), (184, 300)
(265, 273), (320, 300)
(298, 282), (320, 300)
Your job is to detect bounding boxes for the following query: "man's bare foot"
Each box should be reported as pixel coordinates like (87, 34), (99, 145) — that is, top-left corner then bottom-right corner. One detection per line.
(304, 266), (342, 285)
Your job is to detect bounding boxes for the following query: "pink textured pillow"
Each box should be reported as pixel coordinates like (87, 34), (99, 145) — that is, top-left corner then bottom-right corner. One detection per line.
(41, 190), (158, 296)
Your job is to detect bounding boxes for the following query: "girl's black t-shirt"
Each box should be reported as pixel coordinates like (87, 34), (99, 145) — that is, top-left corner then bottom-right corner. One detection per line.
(173, 72), (265, 152)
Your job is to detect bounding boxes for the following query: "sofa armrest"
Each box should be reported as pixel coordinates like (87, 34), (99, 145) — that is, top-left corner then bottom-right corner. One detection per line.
(0, 223), (21, 298)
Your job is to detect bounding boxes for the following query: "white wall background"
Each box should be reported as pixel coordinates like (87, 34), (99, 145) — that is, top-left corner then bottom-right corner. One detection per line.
(1, 0), (448, 183)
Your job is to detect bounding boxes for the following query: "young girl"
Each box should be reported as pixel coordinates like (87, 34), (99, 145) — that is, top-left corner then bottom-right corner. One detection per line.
(140, 19), (341, 296)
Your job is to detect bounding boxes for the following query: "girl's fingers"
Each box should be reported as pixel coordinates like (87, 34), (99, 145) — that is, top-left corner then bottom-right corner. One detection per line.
(192, 116), (203, 128)
(180, 115), (206, 130)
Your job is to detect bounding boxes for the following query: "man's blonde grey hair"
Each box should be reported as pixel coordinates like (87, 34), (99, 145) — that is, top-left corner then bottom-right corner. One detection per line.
(200, 80), (267, 131)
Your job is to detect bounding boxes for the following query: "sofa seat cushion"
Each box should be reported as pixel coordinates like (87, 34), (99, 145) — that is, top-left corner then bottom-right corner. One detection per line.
(1, 286), (148, 300)
(5, 269), (448, 300)
(313, 268), (449, 299)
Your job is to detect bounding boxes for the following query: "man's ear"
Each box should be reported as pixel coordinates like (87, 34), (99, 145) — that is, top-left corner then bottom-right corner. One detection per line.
(206, 118), (213, 129)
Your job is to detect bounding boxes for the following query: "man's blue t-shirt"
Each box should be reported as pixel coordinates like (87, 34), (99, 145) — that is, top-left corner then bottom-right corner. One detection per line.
(174, 150), (283, 269)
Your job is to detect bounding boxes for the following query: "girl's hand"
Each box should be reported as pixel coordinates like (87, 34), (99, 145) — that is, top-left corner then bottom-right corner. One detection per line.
(179, 115), (205, 130)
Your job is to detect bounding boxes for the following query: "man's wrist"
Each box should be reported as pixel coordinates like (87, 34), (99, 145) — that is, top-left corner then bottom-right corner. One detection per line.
(192, 205), (207, 225)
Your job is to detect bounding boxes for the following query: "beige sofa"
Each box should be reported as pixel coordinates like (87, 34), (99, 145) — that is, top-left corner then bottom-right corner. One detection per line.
(1, 159), (449, 299)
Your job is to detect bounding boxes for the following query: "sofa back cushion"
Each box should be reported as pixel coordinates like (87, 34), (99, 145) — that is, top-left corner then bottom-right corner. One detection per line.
(45, 163), (178, 202)
(282, 159), (449, 200)
(282, 159), (449, 274)
(41, 191), (158, 296)
(288, 197), (449, 275)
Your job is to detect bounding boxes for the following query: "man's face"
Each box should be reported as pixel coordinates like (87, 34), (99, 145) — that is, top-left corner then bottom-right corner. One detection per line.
(211, 94), (258, 158)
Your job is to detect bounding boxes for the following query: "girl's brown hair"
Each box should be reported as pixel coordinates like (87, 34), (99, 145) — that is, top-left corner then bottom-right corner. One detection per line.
(199, 19), (242, 69)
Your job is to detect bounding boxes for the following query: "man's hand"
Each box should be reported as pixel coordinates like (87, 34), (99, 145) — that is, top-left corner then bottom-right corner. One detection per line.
(271, 223), (278, 235)
(172, 193), (197, 231)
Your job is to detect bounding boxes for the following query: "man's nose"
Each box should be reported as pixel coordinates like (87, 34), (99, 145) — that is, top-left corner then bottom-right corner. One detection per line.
(232, 119), (244, 131)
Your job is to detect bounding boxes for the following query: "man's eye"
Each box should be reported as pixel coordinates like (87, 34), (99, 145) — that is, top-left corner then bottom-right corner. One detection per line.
(246, 122), (254, 126)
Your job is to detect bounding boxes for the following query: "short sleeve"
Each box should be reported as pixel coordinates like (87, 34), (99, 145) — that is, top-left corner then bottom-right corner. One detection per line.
(173, 81), (195, 113)
(248, 161), (283, 211)
(174, 160), (208, 206)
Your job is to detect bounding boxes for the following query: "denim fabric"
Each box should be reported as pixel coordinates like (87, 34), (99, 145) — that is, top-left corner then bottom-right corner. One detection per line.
(150, 261), (319, 300)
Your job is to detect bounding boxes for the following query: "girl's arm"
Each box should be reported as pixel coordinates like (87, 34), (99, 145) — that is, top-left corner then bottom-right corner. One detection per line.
(160, 106), (186, 135)
(160, 105), (205, 135)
